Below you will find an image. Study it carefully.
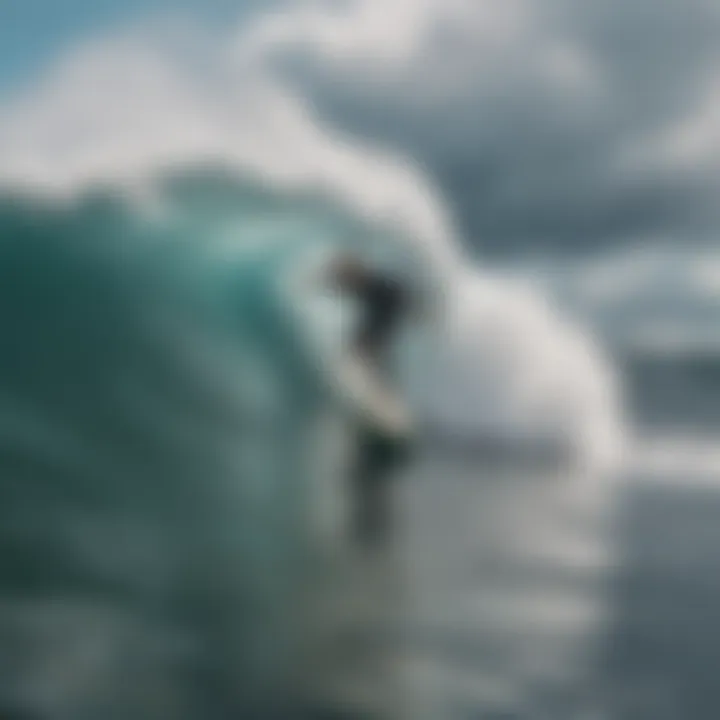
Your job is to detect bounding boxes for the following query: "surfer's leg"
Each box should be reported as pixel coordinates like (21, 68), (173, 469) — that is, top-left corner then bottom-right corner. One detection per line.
(351, 428), (411, 550)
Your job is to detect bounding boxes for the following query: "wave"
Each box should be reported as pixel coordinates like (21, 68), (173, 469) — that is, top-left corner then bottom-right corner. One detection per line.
(0, 12), (625, 716)
(0, 16), (625, 468)
(0, 175), (362, 716)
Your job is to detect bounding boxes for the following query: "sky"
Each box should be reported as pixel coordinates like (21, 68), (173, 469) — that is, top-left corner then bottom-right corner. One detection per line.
(4, 0), (720, 258)
(0, 0), (267, 93)
(268, 0), (720, 256)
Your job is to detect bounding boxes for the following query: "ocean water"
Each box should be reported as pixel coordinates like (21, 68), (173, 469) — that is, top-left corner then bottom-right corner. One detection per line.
(2, 169), (719, 720)
(0, 175), (363, 718)
(0, 15), (701, 718)
(0, 167), (629, 720)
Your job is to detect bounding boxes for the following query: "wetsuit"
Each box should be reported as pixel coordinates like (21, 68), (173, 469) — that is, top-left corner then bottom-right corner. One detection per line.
(351, 274), (407, 364)
(348, 272), (411, 548)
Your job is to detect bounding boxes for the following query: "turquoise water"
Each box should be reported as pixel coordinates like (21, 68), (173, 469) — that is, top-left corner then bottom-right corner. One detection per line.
(0, 169), (622, 719)
(0, 170), (390, 717)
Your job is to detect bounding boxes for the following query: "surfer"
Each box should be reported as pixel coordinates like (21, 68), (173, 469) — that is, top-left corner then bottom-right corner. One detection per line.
(327, 252), (414, 549)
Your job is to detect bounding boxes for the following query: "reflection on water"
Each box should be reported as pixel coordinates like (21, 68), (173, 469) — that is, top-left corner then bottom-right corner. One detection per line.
(398, 450), (616, 719)
(314, 449), (720, 720)
(603, 482), (720, 720)
(305, 444), (617, 719)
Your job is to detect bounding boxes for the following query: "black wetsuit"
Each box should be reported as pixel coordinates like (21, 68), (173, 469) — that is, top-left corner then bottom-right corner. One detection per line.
(349, 272), (410, 548)
(352, 274), (407, 364)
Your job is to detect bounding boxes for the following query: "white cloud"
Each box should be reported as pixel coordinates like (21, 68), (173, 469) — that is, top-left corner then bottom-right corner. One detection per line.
(245, 0), (604, 111)
(246, 0), (720, 252)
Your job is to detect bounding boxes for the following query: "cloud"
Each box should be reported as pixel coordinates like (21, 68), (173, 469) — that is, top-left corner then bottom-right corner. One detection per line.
(248, 0), (720, 254)
(502, 245), (720, 355)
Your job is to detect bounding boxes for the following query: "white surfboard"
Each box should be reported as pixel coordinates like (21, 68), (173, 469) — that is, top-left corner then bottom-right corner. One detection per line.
(335, 354), (413, 440)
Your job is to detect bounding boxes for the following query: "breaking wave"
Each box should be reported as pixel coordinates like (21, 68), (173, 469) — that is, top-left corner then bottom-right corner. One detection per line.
(0, 13), (624, 716)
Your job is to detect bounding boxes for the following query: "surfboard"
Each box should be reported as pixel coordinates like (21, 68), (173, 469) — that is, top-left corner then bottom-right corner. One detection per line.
(335, 353), (413, 441)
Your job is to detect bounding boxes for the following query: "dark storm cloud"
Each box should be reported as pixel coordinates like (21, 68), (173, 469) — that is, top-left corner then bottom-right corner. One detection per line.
(262, 0), (720, 256)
